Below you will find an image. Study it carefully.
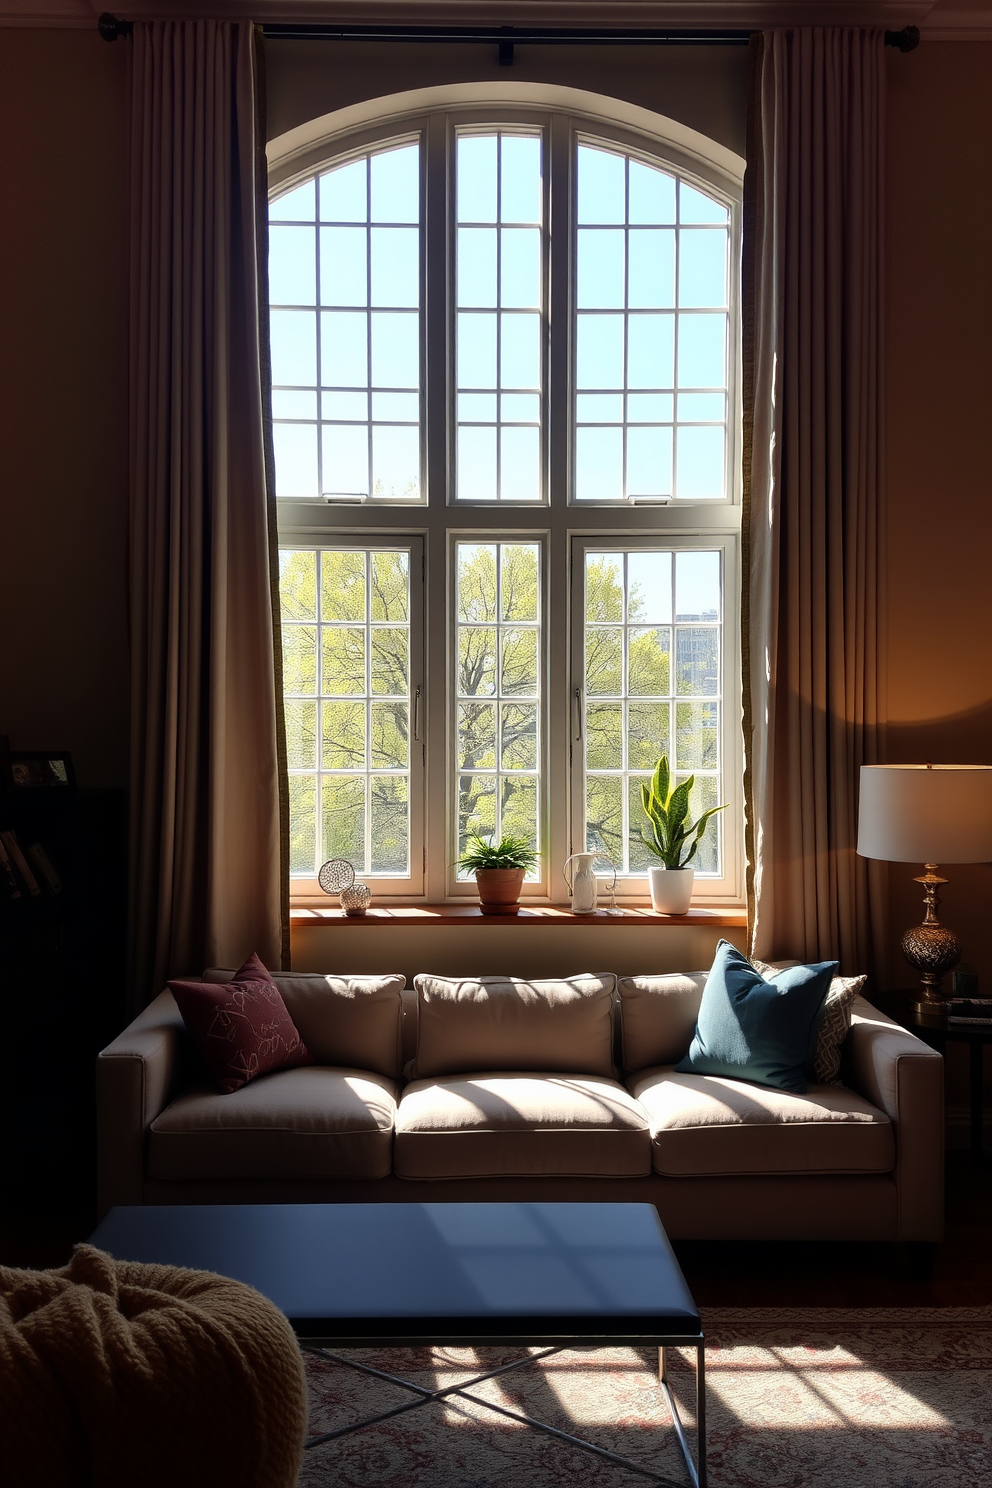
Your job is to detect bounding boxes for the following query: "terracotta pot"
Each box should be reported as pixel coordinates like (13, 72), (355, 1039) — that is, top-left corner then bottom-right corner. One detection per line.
(475, 866), (526, 914)
(648, 865), (694, 914)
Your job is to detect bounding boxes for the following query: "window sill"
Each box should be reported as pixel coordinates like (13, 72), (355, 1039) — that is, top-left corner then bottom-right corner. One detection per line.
(289, 902), (746, 928)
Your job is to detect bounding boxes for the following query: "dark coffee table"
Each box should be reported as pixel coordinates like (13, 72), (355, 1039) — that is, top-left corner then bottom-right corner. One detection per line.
(90, 1201), (705, 1487)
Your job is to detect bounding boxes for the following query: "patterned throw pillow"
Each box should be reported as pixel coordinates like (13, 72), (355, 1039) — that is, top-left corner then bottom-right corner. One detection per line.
(169, 952), (313, 1094)
(753, 957), (865, 1084)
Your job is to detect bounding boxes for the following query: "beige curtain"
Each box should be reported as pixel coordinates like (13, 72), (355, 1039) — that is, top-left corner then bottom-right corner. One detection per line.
(129, 20), (287, 1003)
(743, 28), (887, 975)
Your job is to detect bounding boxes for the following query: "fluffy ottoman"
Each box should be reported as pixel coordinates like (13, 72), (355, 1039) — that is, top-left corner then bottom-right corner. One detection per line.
(0, 1244), (308, 1487)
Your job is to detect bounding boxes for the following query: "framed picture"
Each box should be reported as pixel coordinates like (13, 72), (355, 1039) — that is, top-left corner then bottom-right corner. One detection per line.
(1, 750), (76, 791)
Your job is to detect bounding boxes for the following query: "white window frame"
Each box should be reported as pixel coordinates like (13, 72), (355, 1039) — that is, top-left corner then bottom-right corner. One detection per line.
(270, 89), (744, 908)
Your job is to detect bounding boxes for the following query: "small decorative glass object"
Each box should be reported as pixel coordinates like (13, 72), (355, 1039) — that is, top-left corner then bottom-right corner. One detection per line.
(318, 858), (355, 895)
(340, 881), (372, 916)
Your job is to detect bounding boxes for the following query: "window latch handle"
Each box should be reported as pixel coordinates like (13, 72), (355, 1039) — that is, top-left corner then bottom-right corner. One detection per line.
(574, 687), (582, 742)
(414, 685), (422, 741)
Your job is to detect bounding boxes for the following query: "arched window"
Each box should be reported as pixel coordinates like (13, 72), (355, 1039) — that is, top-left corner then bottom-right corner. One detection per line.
(270, 95), (743, 904)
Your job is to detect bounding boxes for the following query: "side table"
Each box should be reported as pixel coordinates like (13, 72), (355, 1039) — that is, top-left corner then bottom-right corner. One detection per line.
(893, 997), (992, 1168)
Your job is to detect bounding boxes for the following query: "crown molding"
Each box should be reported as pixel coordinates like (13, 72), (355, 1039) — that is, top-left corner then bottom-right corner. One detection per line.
(919, 8), (992, 37)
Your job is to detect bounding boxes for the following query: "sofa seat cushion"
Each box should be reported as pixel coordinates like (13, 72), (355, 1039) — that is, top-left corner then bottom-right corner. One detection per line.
(394, 1073), (650, 1179)
(629, 1067), (894, 1177)
(149, 1068), (396, 1182)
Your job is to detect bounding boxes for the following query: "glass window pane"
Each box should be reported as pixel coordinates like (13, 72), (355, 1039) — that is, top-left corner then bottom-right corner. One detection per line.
(500, 135), (541, 223)
(627, 393), (673, 422)
(372, 425), (419, 500)
(576, 426), (623, 501)
(371, 550), (409, 621)
(458, 313), (497, 389)
(628, 229), (675, 310)
(322, 627), (366, 695)
(678, 228), (728, 308)
(459, 774), (497, 860)
(675, 627), (719, 695)
(320, 226), (366, 307)
(627, 552), (672, 624)
(269, 226), (316, 306)
(676, 426), (725, 500)
(279, 550), (317, 622)
(274, 423), (318, 498)
(577, 229), (625, 310)
(457, 426), (497, 501)
(629, 161), (675, 225)
(458, 627), (497, 696)
(578, 145), (625, 224)
(629, 626), (671, 696)
(628, 314), (674, 389)
(322, 699), (366, 769)
(628, 776), (657, 873)
(676, 700), (719, 771)
(500, 228), (541, 309)
(501, 703), (537, 769)
(500, 544), (539, 621)
(500, 426), (540, 502)
(626, 425), (672, 498)
(274, 389), (318, 420)
(678, 392), (725, 421)
(320, 549), (365, 621)
(501, 627), (538, 696)
(585, 553), (624, 622)
(282, 625), (317, 694)
(271, 179), (315, 222)
(459, 392), (497, 422)
(501, 393), (540, 422)
(679, 181), (729, 225)
(370, 627), (409, 696)
(586, 774), (623, 869)
(586, 704), (623, 770)
(371, 227), (419, 307)
(458, 227), (497, 308)
(459, 702), (496, 770)
(320, 311), (366, 387)
(675, 551), (721, 620)
(458, 135), (497, 222)
(577, 393), (624, 423)
(675, 315), (722, 389)
(370, 144), (419, 224)
(285, 700), (317, 769)
(501, 777), (538, 854)
(576, 315), (624, 390)
(320, 159), (367, 223)
(288, 774), (317, 873)
(500, 314), (540, 389)
(585, 627), (623, 694)
(371, 391), (418, 421)
(371, 311), (419, 389)
(628, 702), (671, 770)
(322, 776), (365, 865)
(371, 777), (409, 874)
(323, 391), (367, 421)
(457, 544), (497, 621)
(322, 423), (368, 498)
(271, 309), (316, 386)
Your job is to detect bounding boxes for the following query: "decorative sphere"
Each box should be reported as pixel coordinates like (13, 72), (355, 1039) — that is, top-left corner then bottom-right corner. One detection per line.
(341, 881), (372, 916)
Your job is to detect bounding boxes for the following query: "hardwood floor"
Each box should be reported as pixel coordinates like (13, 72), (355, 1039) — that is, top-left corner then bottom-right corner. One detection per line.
(2, 1152), (989, 1306)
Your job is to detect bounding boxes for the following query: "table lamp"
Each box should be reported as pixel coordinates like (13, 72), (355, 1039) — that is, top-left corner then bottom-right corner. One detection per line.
(857, 764), (992, 1013)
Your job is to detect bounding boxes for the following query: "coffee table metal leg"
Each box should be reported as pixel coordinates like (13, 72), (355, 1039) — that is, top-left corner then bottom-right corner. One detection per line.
(659, 1344), (667, 1381)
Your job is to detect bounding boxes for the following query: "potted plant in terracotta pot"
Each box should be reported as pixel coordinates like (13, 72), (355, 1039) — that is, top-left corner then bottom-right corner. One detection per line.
(456, 831), (540, 915)
(640, 756), (726, 914)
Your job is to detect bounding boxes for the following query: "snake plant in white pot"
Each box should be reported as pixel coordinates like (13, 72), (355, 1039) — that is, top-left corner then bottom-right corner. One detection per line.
(640, 755), (726, 913)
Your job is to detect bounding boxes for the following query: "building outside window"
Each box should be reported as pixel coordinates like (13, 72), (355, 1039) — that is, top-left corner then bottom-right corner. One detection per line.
(269, 98), (743, 905)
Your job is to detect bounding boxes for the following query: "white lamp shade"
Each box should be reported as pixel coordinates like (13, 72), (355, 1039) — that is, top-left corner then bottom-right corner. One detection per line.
(857, 764), (992, 864)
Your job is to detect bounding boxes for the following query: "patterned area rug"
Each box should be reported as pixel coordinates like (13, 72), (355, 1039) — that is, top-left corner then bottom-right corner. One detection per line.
(299, 1308), (992, 1488)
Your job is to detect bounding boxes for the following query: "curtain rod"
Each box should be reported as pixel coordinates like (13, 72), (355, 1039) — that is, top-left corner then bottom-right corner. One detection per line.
(98, 15), (921, 55)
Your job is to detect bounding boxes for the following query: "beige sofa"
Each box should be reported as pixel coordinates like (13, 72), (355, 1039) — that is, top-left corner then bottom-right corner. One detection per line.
(96, 968), (944, 1244)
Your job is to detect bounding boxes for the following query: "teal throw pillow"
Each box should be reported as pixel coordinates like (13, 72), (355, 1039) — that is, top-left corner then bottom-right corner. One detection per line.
(674, 940), (837, 1093)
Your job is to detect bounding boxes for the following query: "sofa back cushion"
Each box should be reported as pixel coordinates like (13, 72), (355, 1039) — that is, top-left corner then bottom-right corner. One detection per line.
(410, 973), (617, 1078)
(617, 972), (708, 1072)
(204, 970), (405, 1079)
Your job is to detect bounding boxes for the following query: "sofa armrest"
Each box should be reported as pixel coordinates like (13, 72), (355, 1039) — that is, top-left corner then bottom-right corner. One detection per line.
(96, 991), (188, 1216)
(844, 996), (944, 1241)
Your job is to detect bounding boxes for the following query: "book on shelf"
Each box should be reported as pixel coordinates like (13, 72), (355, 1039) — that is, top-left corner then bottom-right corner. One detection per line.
(26, 841), (62, 894)
(0, 837), (22, 899)
(945, 996), (992, 1025)
(0, 828), (41, 895)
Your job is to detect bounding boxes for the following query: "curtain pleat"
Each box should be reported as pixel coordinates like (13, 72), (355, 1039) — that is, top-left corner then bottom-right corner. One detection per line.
(129, 20), (286, 1003)
(743, 27), (887, 977)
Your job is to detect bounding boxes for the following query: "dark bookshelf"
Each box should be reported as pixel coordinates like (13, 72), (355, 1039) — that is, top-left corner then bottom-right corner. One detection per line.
(0, 788), (127, 1205)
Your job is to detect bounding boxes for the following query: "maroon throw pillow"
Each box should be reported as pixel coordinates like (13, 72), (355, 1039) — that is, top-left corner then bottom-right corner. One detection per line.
(169, 952), (313, 1094)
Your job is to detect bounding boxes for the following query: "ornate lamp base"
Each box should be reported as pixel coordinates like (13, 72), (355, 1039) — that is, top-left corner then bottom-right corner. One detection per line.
(901, 865), (961, 1014)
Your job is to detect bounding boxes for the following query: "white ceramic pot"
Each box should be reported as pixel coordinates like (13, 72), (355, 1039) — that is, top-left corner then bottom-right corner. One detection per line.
(648, 865), (694, 914)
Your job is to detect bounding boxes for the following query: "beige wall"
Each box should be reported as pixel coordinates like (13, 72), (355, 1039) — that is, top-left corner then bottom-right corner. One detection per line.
(0, 28), (130, 789)
(1, 31), (989, 1105)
